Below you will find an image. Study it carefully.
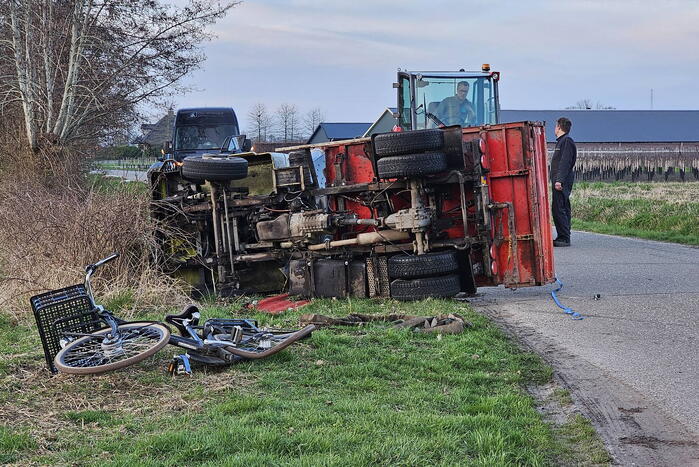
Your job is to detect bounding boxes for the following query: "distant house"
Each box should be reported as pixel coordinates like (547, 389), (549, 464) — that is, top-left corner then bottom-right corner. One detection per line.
(305, 109), (398, 145)
(135, 109), (175, 148)
(363, 107), (398, 137)
(307, 122), (371, 144)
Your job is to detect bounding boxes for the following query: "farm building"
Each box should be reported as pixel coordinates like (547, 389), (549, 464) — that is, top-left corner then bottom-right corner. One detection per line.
(302, 109), (699, 181)
(305, 109), (398, 144)
(501, 110), (699, 181)
(337, 108), (699, 181)
(363, 107), (399, 136)
(307, 122), (372, 144)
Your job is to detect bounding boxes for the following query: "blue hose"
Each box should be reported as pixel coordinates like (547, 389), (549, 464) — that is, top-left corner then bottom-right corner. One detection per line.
(551, 277), (583, 320)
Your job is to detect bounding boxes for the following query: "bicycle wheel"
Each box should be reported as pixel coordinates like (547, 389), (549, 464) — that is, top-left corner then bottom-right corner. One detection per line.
(221, 325), (316, 360)
(54, 322), (170, 375)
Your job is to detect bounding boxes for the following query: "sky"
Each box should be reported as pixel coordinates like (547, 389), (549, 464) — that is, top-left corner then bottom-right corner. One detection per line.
(173, 0), (699, 133)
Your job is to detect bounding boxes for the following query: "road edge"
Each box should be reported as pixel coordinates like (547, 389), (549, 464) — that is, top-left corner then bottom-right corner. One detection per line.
(477, 304), (699, 466)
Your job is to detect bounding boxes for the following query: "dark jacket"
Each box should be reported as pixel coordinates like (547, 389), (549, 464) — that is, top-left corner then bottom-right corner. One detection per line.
(551, 133), (576, 186)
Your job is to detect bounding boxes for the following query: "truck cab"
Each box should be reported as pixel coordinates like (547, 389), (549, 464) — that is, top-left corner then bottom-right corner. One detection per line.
(148, 107), (251, 192)
(170, 107), (241, 161)
(396, 66), (500, 130)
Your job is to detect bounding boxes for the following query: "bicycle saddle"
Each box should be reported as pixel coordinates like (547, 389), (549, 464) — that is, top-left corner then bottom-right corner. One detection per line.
(165, 304), (200, 337)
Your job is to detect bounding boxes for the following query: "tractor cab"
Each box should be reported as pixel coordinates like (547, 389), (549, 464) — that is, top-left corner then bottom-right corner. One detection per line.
(395, 66), (500, 130)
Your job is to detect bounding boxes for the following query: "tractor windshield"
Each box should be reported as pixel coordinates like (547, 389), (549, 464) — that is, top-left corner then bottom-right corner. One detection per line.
(412, 76), (497, 129)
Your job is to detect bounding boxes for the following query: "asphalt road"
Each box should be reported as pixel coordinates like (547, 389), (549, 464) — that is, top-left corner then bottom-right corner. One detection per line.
(473, 231), (699, 464)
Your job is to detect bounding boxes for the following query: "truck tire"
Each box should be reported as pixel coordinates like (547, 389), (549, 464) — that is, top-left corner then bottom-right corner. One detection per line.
(388, 251), (459, 279)
(376, 152), (447, 179)
(390, 274), (461, 301)
(373, 129), (444, 157)
(182, 155), (248, 182)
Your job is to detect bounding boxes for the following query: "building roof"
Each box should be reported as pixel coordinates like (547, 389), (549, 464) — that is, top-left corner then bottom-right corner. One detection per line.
(500, 110), (699, 143)
(136, 110), (175, 146)
(307, 122), (372, 144)
(323, 122), (372, 139)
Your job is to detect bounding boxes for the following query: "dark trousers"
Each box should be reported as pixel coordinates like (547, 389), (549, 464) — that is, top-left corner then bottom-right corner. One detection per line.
(551, 185), (572, 242)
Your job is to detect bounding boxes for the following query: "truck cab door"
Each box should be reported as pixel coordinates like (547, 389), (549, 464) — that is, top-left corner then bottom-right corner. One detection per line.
(395, 72), (413, 130)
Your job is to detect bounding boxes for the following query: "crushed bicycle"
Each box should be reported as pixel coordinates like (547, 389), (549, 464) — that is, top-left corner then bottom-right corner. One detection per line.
(31, 253), (315, 375)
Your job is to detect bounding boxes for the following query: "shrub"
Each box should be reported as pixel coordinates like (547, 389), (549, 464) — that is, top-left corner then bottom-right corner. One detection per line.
(0, 161), (187, 319)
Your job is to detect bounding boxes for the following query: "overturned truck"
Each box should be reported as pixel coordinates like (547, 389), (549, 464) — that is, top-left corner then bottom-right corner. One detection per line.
(149, 68), (555, 299)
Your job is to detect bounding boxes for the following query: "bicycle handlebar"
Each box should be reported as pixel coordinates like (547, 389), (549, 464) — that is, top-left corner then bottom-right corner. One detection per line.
(86, 253), (120, 273)
(84, 253), (119, 307)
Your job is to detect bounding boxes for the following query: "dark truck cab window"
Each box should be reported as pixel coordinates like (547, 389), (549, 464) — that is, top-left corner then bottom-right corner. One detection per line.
(174, 109), (239, 152)
(175, 124), (237, 150)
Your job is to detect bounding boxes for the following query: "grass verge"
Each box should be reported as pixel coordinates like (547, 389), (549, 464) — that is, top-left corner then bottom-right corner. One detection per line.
(87, 173), (149, 195)
(93, 160), (156, 171)
(555, 414), (610, 465)
(571, 182), (699, 245)
(0, 297), (606, 465)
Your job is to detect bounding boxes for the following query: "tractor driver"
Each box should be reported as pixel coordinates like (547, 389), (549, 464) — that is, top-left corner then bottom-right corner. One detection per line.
(435, 81), (476, 127)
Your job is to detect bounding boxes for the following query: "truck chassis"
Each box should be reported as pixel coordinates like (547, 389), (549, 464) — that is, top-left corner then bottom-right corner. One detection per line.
(149, 122), (555, 299)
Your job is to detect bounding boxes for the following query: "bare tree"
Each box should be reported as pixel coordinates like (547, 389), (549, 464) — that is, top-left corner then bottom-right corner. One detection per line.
(566, 99), (615, 110)
(595, 103), (616, 110)
(303, 107), (325, 139)
(0, 0), (238, 152)
(275, 103), (300, 142)
(246, 103), (272, 142)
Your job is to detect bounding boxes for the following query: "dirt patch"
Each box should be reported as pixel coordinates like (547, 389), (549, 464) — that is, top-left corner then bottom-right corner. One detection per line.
(0, 357), (258, 456)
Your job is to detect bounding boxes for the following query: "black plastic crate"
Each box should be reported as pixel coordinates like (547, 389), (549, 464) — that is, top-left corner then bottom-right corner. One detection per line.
(30, 284), (101, 373)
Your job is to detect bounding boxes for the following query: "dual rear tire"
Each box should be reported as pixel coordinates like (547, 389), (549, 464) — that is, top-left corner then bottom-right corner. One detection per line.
(373, 129), (447, 179)
(375, 130), (458, 300)
(388, 251), (461, 300)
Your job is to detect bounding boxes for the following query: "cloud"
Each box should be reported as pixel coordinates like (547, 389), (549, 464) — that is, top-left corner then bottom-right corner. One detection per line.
(174, 0), (699, 130)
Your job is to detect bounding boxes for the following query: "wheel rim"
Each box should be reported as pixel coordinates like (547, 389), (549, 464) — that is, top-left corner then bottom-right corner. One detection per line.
(56, 323), (168, 373)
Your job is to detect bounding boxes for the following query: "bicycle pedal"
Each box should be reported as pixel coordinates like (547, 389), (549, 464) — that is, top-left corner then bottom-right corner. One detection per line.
(167, 354), (192, 376)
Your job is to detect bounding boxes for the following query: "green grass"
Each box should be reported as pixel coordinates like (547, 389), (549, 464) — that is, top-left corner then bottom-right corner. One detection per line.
(86, 173), (149, 195)
(93, 159), (156, 171)
(63, 410), (117, 426)
(571, 182), (699, 245)
(0, 426), (36, 464)
(552, 388), (573, 406)
(554, 415), (611, 465)
(0, 297), (605, 465)
(0, 313), (38, 377)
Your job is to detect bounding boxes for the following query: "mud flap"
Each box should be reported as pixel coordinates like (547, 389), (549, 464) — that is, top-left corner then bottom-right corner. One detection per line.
(456, 249), (477, 295)
(288, 259), (367, 298)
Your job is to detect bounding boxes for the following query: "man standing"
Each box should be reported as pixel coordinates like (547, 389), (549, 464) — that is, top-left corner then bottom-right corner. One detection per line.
(551, 117), (577, 247)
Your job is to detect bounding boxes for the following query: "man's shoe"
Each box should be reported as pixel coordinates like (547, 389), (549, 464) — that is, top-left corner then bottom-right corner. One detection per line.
(553, 239), (570, 247)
